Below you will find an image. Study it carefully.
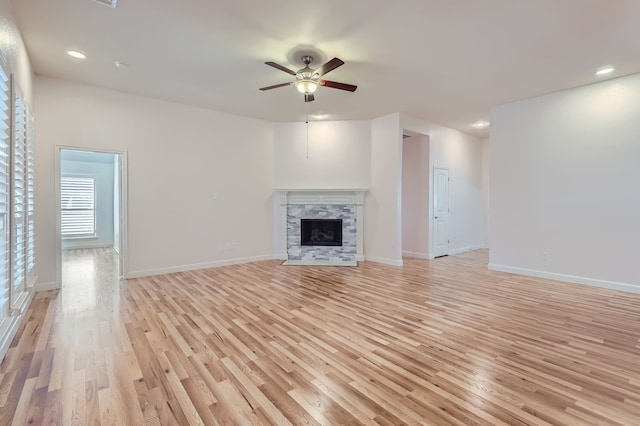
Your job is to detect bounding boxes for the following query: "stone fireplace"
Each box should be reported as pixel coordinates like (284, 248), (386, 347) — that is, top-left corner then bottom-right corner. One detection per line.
(275, 189), (366, 266)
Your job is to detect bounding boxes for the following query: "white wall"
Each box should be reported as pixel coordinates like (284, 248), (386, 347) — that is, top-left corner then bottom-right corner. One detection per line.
(273, 120), (371, 188)
(490, 73), (640, 291)
(274, 114), (486, 265)
(35, 77), (274, 283)
(0, 0), (33, 106)
(272, 119), (371, 257)
(401, 114), (486, 256)
(366, 113), (403, 265)
(60, 152), (115, 249)
(401, 136), (430, 257)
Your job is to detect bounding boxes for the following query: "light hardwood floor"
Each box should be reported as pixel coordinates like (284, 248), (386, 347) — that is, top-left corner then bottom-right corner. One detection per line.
(1, 248), (639, 425)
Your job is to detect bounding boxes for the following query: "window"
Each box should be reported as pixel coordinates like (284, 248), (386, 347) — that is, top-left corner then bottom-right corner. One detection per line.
(26, 108), (34, 279)
(0, 55), (9, 323)
(11, 85), (26, 296)
(61, 176), (96, 238)
(0, 56), (37, 346)
(7, 74), (36, 308)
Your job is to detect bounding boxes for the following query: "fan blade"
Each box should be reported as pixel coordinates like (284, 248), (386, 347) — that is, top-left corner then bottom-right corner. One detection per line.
(304, 93), (315, 102)
(265, 61), (297, 76)
(319, 80), (357, 92)
(259, 82), (293, 91)
(315, 57), (344, 77)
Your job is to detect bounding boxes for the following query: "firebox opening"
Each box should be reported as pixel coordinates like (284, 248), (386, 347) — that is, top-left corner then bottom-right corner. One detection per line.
(301, 219), (343, 246)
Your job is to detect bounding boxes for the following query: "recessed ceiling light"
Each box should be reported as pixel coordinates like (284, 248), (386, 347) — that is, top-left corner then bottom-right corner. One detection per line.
(114, 60), (129, 69)
(472, 120), (490, 129)
(312, 113), (327, 120)
(596, 65), (615, 76)
(66, 50), (86, 59)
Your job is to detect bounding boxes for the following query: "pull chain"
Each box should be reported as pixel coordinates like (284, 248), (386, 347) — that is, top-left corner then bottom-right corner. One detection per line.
(305, 102), (309, 159)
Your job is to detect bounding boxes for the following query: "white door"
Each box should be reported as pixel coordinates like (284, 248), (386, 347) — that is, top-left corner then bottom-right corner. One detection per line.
(433, 167), (450, 257)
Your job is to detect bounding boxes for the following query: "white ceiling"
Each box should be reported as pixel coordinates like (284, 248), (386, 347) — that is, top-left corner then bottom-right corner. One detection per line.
(10, 0), (640, 137)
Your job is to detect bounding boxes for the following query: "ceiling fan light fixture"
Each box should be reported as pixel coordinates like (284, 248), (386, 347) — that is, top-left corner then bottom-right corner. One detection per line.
(260, 56), (356, 101)
(295, 79), (318, 94)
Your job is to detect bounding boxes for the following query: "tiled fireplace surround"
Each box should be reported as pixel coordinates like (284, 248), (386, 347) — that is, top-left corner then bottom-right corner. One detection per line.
(275, 189), (367, 266)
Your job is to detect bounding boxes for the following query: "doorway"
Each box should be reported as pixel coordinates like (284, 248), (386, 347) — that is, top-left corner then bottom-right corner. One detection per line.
(401, 134), (430, 259)
(55, 147), (128, 290)
(400, 131), (451, 260)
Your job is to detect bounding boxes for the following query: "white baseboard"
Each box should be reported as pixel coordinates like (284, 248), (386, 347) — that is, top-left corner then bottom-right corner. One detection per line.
(488, 264), (640, 294)
(125, 254), (274, 279)
(402, 251), (430, 260)
(35, 281), (60, 292)
(62, 243), (114, 250)
(365, 256), (403, 267)
(449, 245), (487, 255)
(356, 254), (365, 262)
(403, 246), (486, 260)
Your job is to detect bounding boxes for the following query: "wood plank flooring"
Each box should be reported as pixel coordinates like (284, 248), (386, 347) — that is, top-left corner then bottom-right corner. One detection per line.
(1, 248), (640, 425)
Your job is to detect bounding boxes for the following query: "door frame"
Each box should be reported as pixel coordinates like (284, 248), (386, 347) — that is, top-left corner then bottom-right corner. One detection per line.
(55, 146), (128, 287)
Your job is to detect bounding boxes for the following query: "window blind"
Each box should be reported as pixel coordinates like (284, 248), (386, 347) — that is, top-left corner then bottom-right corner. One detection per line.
(26, 108), (34, 278)
(11, 86), (26, 296)
(0, 59), (9, 322)
(61, 176), (96, 237)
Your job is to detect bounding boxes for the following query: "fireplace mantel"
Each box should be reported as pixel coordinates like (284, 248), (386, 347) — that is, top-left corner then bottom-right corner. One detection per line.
(275, 188), (367, 206)
(274, 189), (367, 265)
(275, 188), (368, 192)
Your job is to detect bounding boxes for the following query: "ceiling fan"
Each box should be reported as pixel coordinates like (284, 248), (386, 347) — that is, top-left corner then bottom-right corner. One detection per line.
(259, 55), (357, 102)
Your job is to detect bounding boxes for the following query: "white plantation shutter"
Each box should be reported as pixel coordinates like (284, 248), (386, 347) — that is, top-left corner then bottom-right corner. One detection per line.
(26, 107), (34, 283)
(61, 176), (96, 237)
(11, 80), (26, 301)
(0, 63), (37, 345)
(0, 58), (10, 323)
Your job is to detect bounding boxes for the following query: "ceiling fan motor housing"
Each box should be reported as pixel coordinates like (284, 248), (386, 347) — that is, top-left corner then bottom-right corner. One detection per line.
(297, 56), (318, 80)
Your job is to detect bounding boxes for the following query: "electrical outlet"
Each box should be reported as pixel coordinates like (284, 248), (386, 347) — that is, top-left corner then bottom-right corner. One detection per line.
(542, 251), (550, 261)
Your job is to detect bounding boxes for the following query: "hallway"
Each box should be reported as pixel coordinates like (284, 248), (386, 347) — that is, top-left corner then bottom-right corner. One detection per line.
(61, 247), (120, 317)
